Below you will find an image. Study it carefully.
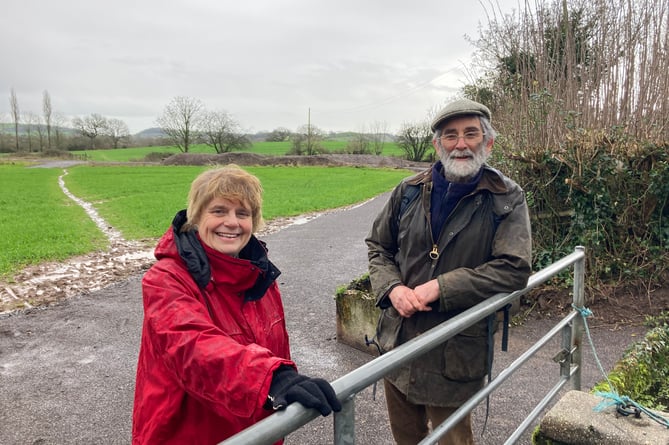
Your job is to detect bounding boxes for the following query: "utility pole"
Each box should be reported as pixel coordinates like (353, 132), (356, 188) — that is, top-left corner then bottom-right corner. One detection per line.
(307, 107), (312, 155)
(10, 88), (20, 152)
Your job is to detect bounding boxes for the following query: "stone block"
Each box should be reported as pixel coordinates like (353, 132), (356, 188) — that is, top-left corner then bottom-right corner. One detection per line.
(335, 278), (379, 356)
(536, 390), (669, 445)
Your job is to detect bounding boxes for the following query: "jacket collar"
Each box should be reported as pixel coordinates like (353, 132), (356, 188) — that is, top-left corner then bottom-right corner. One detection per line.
(171, 209), (281, 301)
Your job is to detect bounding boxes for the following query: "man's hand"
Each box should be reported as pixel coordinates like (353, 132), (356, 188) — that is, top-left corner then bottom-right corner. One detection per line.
(413, 279), (440, 307)
(388, 285), (433, 317)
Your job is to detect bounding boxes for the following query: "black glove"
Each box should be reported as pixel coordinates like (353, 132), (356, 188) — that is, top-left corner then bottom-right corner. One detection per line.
(267, 365), (342, 416)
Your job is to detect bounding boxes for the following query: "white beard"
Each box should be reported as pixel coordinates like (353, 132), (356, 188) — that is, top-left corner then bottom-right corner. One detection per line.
(440, 145), (489, 182)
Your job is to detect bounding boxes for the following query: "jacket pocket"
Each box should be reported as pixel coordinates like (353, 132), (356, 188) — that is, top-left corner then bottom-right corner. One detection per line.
(375, 307), (403, 354)
(442, 333), (488, 382)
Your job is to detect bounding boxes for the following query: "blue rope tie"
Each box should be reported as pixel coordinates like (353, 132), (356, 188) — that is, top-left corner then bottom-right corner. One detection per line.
(572, 304), (609, 382)
(594, 391), (669, 428)
(572, 304), (669, 429)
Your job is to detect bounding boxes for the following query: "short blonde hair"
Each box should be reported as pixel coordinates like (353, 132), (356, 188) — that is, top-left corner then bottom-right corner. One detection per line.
(183, 164), (264, 233)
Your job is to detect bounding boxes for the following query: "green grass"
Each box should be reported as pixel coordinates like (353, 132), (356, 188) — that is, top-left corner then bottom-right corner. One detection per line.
(0, 165), (107, 277)
(71, 141), (406, 162)
(71, 144), (213, 162)
(0, 164), (412, 278)
(64, 165), (198, 239)
(63, 165), (411, 239)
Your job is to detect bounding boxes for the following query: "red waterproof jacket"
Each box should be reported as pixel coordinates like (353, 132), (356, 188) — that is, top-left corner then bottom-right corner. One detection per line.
(132, 210), (294, 444)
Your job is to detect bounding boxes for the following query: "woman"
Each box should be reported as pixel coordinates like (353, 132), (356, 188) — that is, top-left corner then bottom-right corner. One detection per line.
(132, 164), (340, 444)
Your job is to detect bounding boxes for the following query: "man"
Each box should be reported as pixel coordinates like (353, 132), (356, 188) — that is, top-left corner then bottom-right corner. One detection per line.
(366, 98), (532, 444)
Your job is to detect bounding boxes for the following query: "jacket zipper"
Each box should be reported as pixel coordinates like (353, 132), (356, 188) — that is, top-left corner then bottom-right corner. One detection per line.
(426, 184), (481, 264)
(423, 182), (440, 262)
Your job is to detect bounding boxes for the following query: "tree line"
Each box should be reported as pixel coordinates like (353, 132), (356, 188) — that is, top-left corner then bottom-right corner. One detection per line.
(2, 88), (134, 153)
(2, 92), (400, 158)
(156, 97), (393, 157)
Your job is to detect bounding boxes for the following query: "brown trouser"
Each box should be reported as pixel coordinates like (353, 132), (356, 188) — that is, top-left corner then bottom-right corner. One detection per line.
(384, 379), (475, 445)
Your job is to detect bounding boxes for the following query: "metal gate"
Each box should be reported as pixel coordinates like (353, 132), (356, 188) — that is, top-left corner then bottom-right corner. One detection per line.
(222, 246), (586, 445)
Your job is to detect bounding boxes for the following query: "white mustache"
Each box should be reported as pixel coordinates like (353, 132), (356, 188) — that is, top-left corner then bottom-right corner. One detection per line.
(447, 149), (475, 159)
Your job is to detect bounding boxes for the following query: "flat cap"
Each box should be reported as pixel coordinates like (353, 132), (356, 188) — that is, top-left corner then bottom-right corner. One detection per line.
(430, 98), (492, 131)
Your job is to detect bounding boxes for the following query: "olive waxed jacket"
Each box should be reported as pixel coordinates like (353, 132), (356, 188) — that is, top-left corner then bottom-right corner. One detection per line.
(365, 164), (532, 407)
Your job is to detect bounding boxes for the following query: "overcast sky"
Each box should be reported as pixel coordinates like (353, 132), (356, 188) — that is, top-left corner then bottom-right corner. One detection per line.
(0, 0), (520, 135)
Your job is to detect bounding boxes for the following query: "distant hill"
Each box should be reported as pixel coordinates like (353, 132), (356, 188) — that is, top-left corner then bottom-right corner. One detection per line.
(0, 123), (163, 139)
(249, 131), (396, 143)
(1, 123), (394, 142)
(0, 123), (77, 136)
(134, 127), (166, 138)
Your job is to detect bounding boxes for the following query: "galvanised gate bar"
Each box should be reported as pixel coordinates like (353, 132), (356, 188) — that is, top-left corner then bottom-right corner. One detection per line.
(222, 246), (586, 445)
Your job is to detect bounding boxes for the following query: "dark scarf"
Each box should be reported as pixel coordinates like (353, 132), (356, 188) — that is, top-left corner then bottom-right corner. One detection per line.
(430, 162), (482, 241)
(170, 210), (280, 301)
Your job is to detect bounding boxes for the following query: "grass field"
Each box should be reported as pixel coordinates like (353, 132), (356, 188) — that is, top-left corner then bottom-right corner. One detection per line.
(0, 164), (108, 277)
(1, 163), (412, 278)
(70, 140), (406, 162)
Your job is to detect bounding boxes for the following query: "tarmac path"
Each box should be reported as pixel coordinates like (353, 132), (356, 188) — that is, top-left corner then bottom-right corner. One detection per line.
(0, 192), (647, 444)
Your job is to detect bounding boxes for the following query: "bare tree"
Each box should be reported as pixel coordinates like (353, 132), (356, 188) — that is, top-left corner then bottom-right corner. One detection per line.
(345, 125), (371, 154)
(369, 120), (389, 155)
(468, 0), (669, 146)
(9, 88), (20, 152)
(32, 113), (46, 152)
(0, 113), (8, 152)
(156, 96), (204, 153)
(396, 120), (432, 162)
(105, 118), (130, 149)
(201, 110), (250, 153)
(24, 112), (39, 152)
(266, 127), (292, 142)
(42, 90), (52, 150)
(52, 112), (67, 150)
(72, 113), (108, 149)
(291, 124), (324, 155)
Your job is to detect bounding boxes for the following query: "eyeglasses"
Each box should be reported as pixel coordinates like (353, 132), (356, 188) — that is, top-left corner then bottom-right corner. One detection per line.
(439, 131), (485, 147)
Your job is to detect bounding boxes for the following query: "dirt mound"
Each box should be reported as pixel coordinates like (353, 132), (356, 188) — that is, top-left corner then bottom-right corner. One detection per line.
(161, 152), (430, 170)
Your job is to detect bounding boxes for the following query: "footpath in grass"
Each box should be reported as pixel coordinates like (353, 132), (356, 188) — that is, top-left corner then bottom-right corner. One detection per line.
(1, 163), (412, 278)
(0, 164), (107, 277)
